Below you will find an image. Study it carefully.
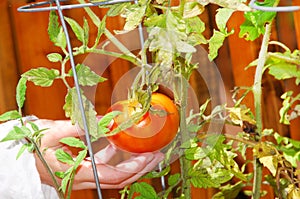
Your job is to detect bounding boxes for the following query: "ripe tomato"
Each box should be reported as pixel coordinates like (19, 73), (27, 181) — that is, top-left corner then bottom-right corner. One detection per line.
(106, 93), (179, 153)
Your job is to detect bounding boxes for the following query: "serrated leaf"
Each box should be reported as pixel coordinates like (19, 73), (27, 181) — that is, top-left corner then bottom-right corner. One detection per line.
(59, 169), (72, 193)
(189, 170), (221, 188)
(73, 150), (87, 169)
(106, 3), (130, 17)
(185, 147), (207, 160)
(16, 77), (27, 110)
(69, 64), (106, 86)
(210, 0), (251, 11)
(47, 53), (62, 63)
(65, 88), (98, 140)
(22, 67), (60, 87)
(55, 171), (65, 179)
(83, 17), (89, 46)
(48, 11), (60, 43)
(64, 17), (84, 43)
(129, 182), (158, 199)
(208, 30), (226, 61)
(56, 28), (67, 48)
(212, 181), (244, 199)
(239, 0), (276, 41)
(94, 15), (106, 47)
(215, 8), (235, 32)
(183, 2), (204, 18)
(55, 148), (74, 165)
(59, 137), (87, 149)
(1, 126), (28, 142)
(268, 62), (300, 81)
(259, 156), (277, 176)
(16, 144), (28, 159)
(48, 11), (66, 48)
(168, 173), (180, 186)
(63, 89), (72, 118)
(227, 106), (256, 126)
(97, 111), (122, 135)
(123, 5), (147, 32)
(175, 40), (196, 53)
(0, 110), (21, 122)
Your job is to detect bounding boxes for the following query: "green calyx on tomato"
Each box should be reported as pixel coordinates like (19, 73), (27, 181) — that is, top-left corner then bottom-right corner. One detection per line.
(106, 93), (180, 153)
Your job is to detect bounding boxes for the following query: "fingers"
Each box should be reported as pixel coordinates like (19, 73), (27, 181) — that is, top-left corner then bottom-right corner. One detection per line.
(93, 144), (118, 164)
(110, 152), (165, 189)
(72, 152), (164, 190)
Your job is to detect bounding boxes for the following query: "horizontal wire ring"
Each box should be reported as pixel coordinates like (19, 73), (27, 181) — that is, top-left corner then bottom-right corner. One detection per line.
(18, 0), (133, 12)
(249, 0), (300, 12)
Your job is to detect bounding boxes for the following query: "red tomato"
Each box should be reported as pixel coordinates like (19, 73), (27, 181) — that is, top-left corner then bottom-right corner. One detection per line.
(106, 93), (179, 153)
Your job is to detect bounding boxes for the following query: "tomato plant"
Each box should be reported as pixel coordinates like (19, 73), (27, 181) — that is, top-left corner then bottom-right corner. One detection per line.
(2, 0), (300, 198)
(106, 93), (179, 153)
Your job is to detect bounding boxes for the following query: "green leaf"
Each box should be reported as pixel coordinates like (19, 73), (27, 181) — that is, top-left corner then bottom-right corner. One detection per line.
(47, 53), (62, 63)
(56, 28), (67, 49)
(239, 0), (276, 41)
(129, 182), (158, 199)
(64, 88), (98, 140)
(48, 11), (66, 48)
(0, 110), (21, 122)
(168, 173), (180, 186)
(59, 169), (73, 193)
(83, 17), (89, 46)
(141, 166), (170, 179)
(106, 3), (130, 17)
(123, 5), (147, 32)
(183, 1), (204, 18)
(16, 144), (28, 159)
(16, 77), (27, 110)
(189, 170), (221, 188)
(208, 30), (227, 61)
(55, 171), (65, 179)
(94, 15), (106, 47)
(73, 150), (87, 169)
(279, 91), (293, 124)
(185, 147), (207, 160)
(98, 111), (121, 135)
(68, 64), (106, 86)
(213, 181), (244, 199)
(227, 106), (256, 126)
(268, 62), (300, 81)
(48, 11), (60, 43)
(55, 148), (75, 165)
(209, 0), (251, 11)
(64, 17), (84, 43)
(22, 67), (60, 87)
(59, 137), (87, 149)
(215, 8), (235, 32)
(1, 126), (29, 142)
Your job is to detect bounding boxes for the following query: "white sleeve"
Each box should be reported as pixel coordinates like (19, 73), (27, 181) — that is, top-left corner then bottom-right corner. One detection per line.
(0, 117), (58, 199)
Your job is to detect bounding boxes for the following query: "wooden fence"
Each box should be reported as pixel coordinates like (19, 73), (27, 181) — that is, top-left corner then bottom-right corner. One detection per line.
(0, 0), (300, 198)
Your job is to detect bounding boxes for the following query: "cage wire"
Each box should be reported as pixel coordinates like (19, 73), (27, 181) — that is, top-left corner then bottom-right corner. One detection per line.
(17, 0), (300, 199)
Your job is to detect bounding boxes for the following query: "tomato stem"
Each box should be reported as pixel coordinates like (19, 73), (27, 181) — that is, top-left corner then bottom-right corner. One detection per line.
(32, 139), (65, 199)
(178, 75), (192, 198)
(252, 22), (272, 199)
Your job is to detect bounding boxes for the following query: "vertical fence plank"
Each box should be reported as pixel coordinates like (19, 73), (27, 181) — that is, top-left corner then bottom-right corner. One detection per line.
(0, 0), (19, 113)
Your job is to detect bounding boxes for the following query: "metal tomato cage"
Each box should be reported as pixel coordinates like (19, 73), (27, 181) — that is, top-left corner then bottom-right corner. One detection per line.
(17, 0), (300, 199)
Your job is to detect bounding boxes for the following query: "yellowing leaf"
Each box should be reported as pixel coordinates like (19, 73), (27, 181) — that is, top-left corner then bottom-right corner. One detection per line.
(259, 156), (277, 176)
(227, 106), (256, 126)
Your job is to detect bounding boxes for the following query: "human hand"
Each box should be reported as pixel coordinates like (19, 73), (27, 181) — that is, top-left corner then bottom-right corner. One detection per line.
(33, 119), (164, 190)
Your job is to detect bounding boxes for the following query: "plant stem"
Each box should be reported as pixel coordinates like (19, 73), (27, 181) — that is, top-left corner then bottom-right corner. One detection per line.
(32, 140), (65, 199)
(178, 75), (191, 198)
(252, 23), (272, 199)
